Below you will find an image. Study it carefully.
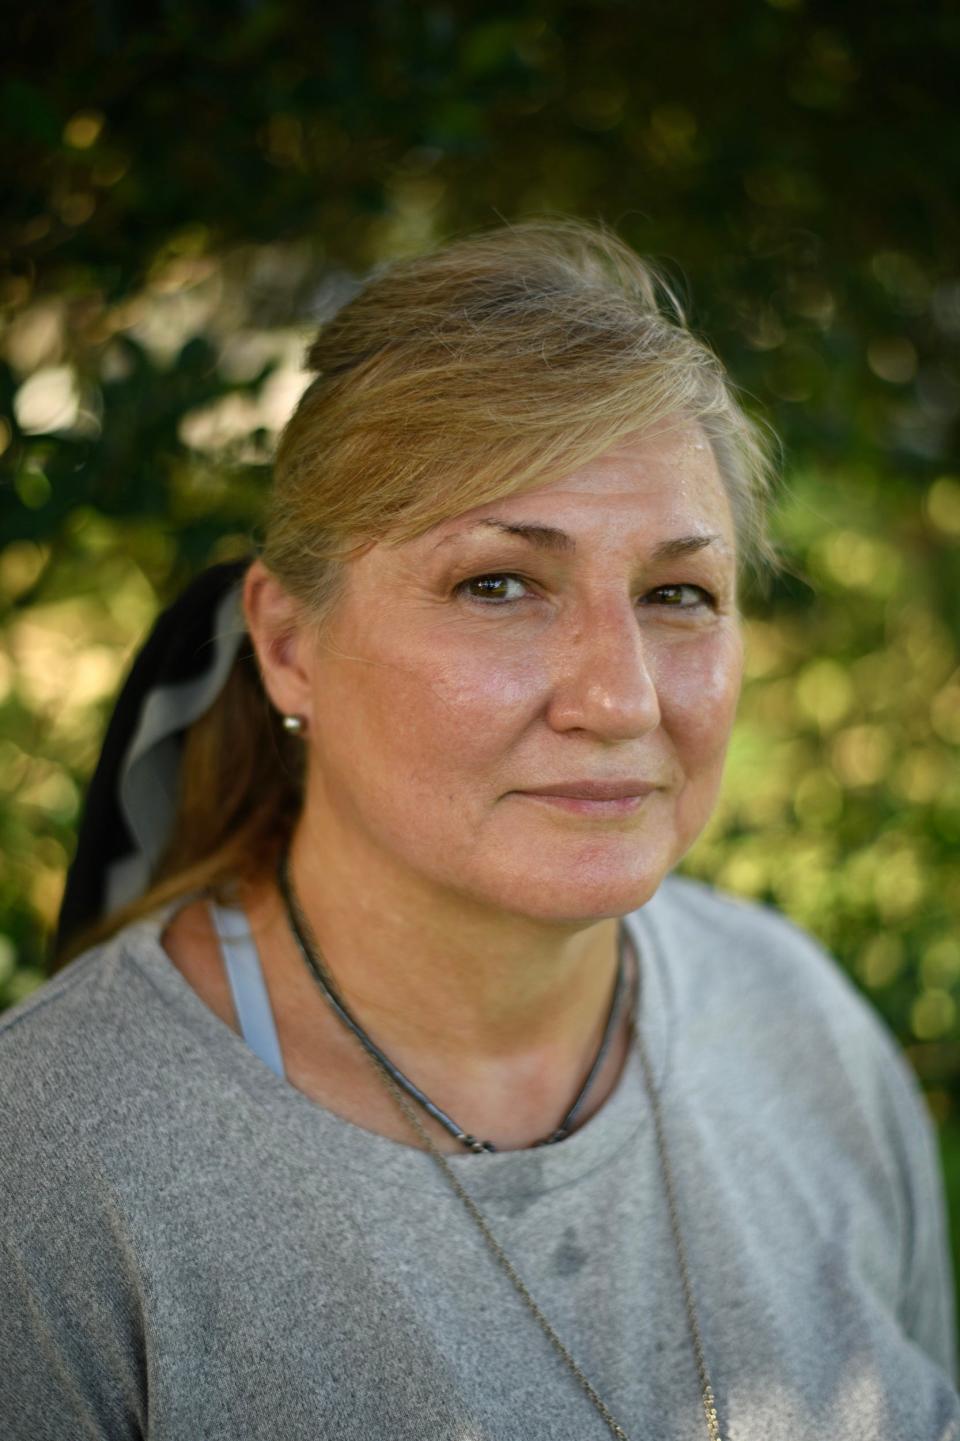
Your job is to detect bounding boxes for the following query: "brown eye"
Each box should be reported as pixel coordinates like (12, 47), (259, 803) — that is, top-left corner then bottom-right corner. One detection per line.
(457, 574), (528, 603)
(643, 584), (712, 608)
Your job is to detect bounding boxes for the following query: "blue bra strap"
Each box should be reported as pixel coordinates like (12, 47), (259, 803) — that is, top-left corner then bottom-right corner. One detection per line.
(209, 901), (286, 1080)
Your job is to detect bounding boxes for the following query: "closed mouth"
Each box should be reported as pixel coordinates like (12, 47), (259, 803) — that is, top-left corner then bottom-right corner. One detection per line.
(516, 781), (658, 801)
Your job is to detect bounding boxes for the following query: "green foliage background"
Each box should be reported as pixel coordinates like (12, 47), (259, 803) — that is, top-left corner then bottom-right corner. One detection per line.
(2, 0), (960, 1314)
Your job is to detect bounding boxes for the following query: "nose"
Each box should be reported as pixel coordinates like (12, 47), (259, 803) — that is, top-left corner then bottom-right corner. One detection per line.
(546, 601), (662, 741)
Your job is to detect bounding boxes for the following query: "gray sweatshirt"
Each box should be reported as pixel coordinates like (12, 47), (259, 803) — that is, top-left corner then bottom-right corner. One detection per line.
(1, 875), (957, 1440)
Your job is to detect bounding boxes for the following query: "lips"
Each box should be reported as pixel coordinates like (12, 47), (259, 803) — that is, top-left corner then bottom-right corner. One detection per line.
(517, 780), (658, 800)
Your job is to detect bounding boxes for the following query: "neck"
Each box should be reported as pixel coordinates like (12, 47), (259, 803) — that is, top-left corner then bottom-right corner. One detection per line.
(278, 810), (623, 1072)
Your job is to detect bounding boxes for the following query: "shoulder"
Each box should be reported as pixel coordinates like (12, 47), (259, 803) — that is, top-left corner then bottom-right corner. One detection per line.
(0, 931), (128, 1088)
(0, 916), (152, 1082)
(634, 873), (939, 1217)
(0, 910), (171, 1063)
(0, 925), (184, 1432)
(638, 871), (881, 1040)
(631, 874), (934, 1184)
(635, 875), (957, 1378)
(0, 907), (215, 1200)
(640, 869), (838, 968)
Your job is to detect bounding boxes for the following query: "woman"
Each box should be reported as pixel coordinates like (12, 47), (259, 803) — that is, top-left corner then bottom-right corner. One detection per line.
(1, 221), (957, 1440)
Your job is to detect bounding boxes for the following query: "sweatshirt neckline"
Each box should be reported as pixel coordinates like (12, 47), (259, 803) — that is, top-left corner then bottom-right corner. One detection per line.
(123, 895), (673, 1199)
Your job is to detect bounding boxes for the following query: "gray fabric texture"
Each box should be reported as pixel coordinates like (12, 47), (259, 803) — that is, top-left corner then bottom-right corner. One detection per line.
(1, 874), (958, 1441)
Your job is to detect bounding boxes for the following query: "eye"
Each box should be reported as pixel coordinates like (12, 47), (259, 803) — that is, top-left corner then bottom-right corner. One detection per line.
(455, 573), (530, 604)
(641, 584), (714, 609)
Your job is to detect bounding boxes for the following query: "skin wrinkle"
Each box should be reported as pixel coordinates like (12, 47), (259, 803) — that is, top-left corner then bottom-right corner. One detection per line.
(431, 518), (727, 564)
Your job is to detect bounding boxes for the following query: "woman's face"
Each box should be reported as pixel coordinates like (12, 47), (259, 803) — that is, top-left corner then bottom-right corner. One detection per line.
(292, 417), (743, 923)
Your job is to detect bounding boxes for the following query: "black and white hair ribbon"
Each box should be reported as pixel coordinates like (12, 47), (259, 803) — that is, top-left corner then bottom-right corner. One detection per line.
(54, 557), (254, 956)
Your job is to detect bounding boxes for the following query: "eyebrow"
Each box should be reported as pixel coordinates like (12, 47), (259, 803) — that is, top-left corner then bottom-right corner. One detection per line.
(433, 518), (724, 560)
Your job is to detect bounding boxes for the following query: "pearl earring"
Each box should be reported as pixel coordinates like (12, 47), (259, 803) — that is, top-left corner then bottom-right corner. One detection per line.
(281, 714), (305, 736)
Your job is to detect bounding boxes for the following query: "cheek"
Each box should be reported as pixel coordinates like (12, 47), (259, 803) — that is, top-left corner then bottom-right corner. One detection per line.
(658, 630), (743, 765)
(320, 640), (550, 778)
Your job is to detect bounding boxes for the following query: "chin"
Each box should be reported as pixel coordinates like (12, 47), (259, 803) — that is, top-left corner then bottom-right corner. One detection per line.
(473, 851), (676, 928)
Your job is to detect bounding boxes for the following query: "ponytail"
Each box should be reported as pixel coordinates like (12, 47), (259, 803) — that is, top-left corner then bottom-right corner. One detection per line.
(53, 600), (304, 970)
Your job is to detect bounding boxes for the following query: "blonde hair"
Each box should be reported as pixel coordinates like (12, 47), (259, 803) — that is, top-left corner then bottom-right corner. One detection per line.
(267, 218), (774, 625)
(57, 218), (775, 965)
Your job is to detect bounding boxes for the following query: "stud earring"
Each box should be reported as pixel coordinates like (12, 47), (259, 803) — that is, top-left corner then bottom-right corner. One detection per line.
(281, 714), (306, 736)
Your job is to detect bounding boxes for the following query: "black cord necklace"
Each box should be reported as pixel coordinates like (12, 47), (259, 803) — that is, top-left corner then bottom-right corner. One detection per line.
(276, 849), (630, 1154)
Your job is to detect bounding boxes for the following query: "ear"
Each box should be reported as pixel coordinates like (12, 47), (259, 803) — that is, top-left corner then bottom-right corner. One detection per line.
(242, 559), (315, 723)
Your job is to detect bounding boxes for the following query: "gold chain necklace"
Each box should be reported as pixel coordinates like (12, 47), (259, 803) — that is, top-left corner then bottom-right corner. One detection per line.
(279, 872), (723, 1441)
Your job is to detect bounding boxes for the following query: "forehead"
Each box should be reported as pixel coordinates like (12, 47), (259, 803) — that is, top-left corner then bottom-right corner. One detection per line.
(423, 418), (736, 553)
